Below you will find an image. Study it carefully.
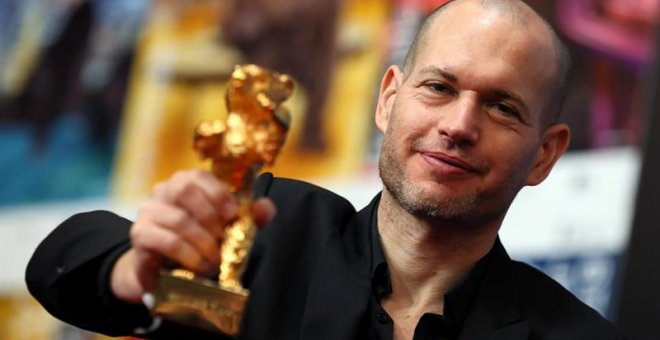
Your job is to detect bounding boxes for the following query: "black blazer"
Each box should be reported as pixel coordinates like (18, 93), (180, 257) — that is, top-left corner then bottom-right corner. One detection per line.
(26, 174), (626, 339)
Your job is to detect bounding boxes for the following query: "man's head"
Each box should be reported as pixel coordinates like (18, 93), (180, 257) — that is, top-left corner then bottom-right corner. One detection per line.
(375, 0), (571, 226)
(403, 0), (572, 126)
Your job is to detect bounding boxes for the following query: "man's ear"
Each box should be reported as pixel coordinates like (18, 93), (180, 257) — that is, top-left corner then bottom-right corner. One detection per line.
(526, 123), (571, 186)
(375, 65), (403, 134)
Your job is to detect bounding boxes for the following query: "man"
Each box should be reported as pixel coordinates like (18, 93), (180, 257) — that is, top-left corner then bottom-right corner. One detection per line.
(26, 0), (627, 339)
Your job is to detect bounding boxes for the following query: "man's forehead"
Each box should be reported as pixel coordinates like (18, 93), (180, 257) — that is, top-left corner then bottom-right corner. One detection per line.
(418, 1), (557, 82)
(423, 0), (552, 46)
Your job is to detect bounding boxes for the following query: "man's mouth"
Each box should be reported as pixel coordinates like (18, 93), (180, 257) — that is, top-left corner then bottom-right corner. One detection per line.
(420, 151), (481, 175)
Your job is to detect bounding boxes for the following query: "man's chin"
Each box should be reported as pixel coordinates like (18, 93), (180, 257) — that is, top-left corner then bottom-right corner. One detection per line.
(398, 190), (474, 220)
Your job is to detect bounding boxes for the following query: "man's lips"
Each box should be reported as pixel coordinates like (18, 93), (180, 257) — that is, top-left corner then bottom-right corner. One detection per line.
(419, 151), (481, 174)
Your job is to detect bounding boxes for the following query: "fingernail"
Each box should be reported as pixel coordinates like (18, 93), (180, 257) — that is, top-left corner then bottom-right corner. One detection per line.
(142, 292), (155, 310)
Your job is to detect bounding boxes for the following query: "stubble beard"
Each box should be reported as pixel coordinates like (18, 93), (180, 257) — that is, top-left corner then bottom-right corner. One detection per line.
(378, 133), (517, 226)
(379, 133), (473, 223)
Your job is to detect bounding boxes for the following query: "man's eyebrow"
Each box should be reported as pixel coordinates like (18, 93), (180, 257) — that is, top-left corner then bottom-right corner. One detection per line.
(418, 66), (457, 82)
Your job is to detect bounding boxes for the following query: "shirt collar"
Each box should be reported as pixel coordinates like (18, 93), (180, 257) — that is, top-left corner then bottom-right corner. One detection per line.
(369, 196), (490, 330)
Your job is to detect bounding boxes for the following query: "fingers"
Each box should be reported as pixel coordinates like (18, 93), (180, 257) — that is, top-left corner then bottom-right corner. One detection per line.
(152, 170), (238, 235)
(136, 201), (220, 265)
(131, 220), (217, 278)
(126, 170), (232, 295)
(124, 169), (277, 301)
(251, 198), (277, 229)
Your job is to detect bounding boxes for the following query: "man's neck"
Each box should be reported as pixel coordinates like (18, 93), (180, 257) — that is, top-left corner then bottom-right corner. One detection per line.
(376, 190), (500, 317)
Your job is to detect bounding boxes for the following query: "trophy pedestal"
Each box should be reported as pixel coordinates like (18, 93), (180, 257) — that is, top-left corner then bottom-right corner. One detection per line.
(152, 269), (247, 336)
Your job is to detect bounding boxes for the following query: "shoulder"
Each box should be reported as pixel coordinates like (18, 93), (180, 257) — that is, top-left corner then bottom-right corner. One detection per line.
(254, 175), (358, 249)
(509, 260), (626, 338)
(249, 173), (359, 249)
(256, 173), (357, 224)
(241, 175), (367, 324)
(509, 260), (598, 316)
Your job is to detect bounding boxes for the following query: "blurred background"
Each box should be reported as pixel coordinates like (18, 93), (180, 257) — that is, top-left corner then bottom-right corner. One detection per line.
(0, 0), (658, 339)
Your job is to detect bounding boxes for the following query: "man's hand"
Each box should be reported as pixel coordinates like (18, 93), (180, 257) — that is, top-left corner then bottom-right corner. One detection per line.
(110, 169), (276, 304)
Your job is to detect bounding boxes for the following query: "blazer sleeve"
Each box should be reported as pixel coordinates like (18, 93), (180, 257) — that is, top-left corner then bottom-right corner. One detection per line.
(23, 173), (281, 339)
(25, 210), (150, 333)
(25, 209), (232, 339)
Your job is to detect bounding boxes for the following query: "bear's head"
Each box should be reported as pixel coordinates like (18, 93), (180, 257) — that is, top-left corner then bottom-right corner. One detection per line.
(227, 64), (294, 128)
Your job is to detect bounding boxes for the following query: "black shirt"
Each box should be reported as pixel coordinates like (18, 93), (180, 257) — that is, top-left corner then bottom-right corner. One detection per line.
(364, 206), (488, 340)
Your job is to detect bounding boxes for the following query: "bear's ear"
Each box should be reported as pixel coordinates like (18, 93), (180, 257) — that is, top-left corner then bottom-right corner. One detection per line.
(229, 76), (244, 90)
(232, 65), (248, 80)
(267, 75), (294, 104)
(281, 75), (294, 98)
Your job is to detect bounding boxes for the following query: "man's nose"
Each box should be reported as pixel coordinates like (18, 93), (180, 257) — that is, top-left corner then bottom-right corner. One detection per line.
(437, 95), (480, 146)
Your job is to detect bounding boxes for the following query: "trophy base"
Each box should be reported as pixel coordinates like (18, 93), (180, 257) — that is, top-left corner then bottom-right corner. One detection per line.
(152, 269), (248, 336)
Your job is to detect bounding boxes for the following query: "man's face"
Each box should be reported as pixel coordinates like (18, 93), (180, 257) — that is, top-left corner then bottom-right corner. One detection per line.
(376, 2), (567, 225)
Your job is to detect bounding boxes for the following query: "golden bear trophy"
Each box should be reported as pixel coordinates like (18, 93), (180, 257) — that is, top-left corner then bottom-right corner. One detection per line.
(151, 64), (294, 336)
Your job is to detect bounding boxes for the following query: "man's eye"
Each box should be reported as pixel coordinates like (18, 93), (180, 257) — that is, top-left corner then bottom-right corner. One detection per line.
(427, 83), (453, 94)
(492, 103), (519, 118)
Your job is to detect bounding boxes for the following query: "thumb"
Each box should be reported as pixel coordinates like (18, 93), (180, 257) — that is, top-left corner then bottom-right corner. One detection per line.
(251, 198), (277, 229)
(110, 249), (158, 304)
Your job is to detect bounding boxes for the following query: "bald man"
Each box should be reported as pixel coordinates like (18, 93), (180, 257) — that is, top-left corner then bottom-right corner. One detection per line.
(27, 0), (626, 339)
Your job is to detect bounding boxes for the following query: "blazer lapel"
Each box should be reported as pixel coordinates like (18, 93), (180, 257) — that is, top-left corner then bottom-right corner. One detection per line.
(299, 197), (378, 339)
(458, 239), (530, 340)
